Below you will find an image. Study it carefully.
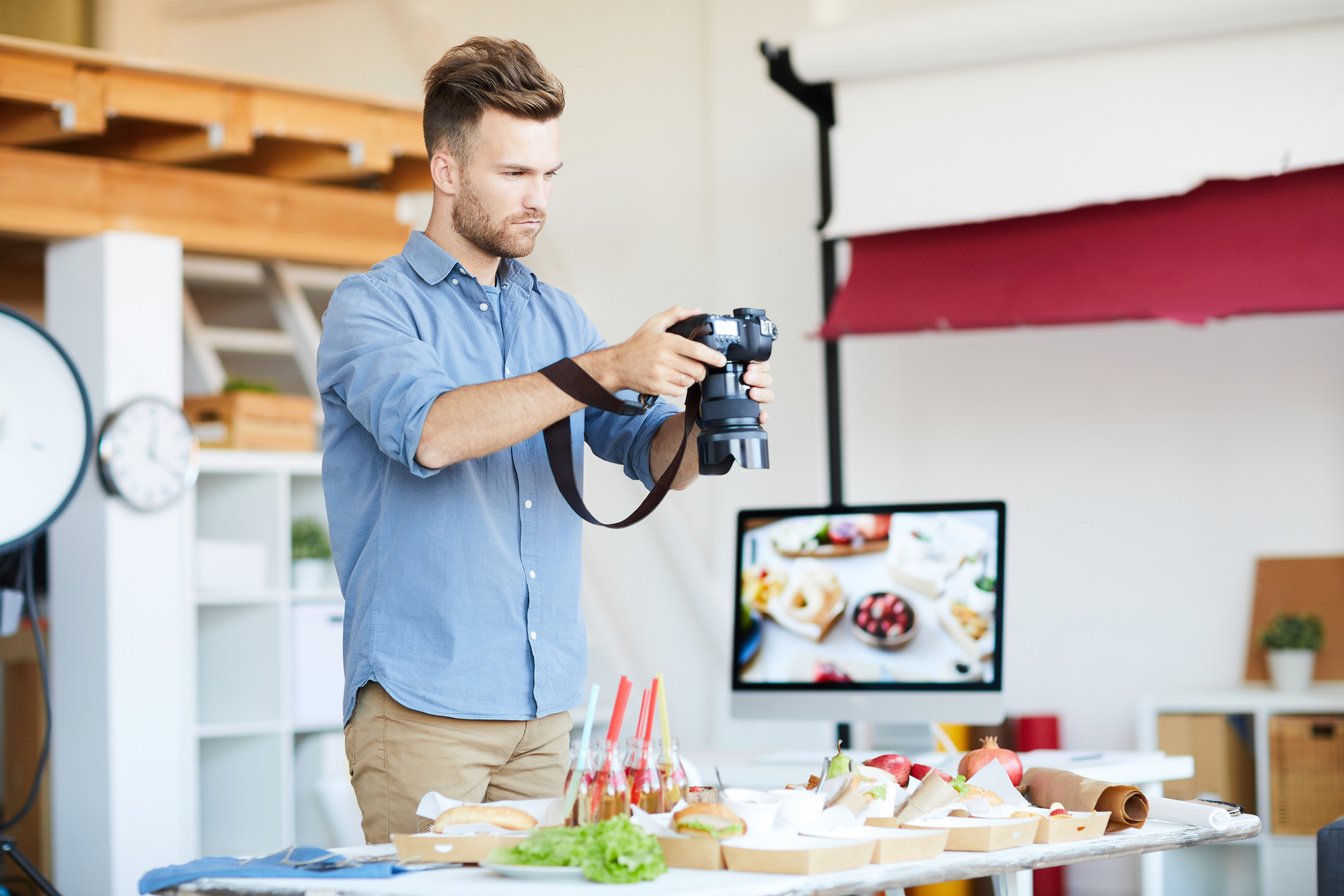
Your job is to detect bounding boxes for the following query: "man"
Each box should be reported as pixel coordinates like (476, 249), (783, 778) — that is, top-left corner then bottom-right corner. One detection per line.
(316, 36), (773, 842)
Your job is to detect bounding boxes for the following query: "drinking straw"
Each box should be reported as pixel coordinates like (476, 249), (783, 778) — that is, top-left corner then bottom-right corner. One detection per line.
(562, 683), (600, 820)
(592, 676), (632, 818)
(634, 689), (651, 744)
(635, 677), (660, 777)
(656, 673), (672, 750)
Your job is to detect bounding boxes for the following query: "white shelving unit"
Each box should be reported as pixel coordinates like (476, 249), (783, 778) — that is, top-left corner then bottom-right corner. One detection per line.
(189, 449), (349, 856)
(1137, 684), (1344, 896)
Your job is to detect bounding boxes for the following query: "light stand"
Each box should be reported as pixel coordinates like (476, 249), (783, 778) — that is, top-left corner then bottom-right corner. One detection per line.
(0, 306), (93, 896)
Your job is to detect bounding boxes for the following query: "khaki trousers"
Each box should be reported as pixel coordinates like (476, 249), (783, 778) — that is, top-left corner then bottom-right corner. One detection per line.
(344, 681), (571, 843)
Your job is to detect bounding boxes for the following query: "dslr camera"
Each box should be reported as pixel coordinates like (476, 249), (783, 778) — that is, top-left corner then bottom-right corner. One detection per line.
(669, 308), (777, 475)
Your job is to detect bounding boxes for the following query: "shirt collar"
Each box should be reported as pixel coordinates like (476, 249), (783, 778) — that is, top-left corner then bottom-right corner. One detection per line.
(402, 231), (539, 292)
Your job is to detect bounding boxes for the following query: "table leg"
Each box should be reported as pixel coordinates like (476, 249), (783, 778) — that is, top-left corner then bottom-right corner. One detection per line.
(992, 869), (1033, 896)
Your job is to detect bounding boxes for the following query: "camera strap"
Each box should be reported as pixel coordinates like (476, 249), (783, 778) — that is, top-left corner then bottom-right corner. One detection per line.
(538, 357), (699, 529)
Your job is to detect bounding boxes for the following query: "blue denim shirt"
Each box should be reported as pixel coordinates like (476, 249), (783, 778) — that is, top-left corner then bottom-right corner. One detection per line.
(317, 232), (676, 722)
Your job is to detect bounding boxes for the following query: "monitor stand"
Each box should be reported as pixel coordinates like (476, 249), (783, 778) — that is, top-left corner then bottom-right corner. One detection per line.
(842, 721), (939, 757)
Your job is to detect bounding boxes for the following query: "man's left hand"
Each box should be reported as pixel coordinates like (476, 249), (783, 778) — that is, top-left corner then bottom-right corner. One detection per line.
(744, 361), (774, 424)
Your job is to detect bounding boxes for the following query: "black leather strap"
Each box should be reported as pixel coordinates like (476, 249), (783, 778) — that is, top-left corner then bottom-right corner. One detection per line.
(538, 358), (698, 529)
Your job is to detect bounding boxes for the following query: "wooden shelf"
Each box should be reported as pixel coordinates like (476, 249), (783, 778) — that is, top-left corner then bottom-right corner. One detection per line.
(0, 34), (427, 267)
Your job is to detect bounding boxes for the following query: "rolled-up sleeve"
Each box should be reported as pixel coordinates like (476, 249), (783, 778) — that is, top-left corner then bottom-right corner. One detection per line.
(318, 276), (457, 477)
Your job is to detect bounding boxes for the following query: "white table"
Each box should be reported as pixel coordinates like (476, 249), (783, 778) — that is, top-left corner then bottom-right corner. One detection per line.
(168, 816), (1260, 896)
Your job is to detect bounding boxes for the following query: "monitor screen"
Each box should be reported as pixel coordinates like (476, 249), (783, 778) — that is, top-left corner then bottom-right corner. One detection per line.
(731, 501), (1006, 724)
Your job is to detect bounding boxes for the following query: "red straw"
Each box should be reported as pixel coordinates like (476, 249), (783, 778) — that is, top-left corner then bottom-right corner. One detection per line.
(634, 677), (660, 776)
(634, 689), (651, 744)
(606, 676), (632, 748)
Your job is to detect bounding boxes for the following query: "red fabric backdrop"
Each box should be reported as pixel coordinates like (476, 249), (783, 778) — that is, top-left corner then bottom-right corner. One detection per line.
(820, 165), (1344, 338)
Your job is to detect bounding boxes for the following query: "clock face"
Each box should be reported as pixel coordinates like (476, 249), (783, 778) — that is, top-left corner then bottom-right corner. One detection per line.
(98, 397), (200, 512)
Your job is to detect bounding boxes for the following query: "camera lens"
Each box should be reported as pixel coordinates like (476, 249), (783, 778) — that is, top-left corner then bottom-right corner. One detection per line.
(697, 361), (769, 475)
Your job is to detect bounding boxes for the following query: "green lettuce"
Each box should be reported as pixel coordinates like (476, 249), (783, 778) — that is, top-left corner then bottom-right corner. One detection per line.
(487, 816), (666, 884)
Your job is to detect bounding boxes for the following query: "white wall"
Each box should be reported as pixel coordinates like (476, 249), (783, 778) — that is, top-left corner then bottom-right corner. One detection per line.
(121, 0), (1344, 842)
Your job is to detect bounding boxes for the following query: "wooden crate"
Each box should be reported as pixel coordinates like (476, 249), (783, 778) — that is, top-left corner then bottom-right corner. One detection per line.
(184, 392), (316, 451)
(1269, 714), (1344, 835)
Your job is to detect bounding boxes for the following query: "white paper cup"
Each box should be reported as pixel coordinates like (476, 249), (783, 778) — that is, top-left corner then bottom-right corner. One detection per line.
(724, 788), (781, 834)
(768, 788), (824, 829)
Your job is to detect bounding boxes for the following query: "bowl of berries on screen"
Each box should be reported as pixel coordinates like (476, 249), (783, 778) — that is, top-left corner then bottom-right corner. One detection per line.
(850, 590), (918, 649)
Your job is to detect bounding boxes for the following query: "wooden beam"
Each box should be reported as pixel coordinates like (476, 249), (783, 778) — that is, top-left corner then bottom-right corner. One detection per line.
(0, 145), (410, 267)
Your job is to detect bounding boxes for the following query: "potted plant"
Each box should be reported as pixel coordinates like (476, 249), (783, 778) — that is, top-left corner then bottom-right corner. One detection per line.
(1259, 612), (1324, 690)
(291, 517), (332, 592)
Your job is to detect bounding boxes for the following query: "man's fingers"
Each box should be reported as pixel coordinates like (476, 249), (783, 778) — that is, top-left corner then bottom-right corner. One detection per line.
(644, 306), (700, 333)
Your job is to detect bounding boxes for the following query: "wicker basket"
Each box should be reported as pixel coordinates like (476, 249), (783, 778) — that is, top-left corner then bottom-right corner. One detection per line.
(1270, 714), (1344, 835)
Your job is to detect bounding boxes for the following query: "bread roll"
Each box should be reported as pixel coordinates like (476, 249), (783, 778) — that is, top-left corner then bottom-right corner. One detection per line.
(431, 804), (538, 833)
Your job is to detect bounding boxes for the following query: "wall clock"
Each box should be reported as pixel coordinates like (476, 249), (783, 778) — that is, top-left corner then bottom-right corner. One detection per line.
(97, 397), (200, 512)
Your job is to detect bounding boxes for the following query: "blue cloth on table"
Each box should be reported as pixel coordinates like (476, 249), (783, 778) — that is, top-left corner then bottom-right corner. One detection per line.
(138, 845), (409, 893)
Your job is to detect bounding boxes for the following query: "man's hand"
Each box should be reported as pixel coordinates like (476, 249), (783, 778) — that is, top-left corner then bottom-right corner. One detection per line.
(742, 360), (774, 423)
(580, 307), (726, 397)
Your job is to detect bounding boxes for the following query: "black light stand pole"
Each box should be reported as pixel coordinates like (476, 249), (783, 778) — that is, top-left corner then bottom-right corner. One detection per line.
(1, 836), (61, 896)
(760, 42), (851, 749)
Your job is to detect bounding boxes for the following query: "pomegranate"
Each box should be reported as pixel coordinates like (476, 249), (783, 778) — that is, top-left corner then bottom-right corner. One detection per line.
(957, 736), (1024, 787)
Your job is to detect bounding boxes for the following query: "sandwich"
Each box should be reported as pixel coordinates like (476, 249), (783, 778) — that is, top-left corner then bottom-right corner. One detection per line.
(671, 803), (746, 839)
(431, 803), (538, 833)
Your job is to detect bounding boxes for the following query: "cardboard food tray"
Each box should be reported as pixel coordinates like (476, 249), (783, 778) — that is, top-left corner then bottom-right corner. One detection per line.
(834, 825), (950, 863)
(392, 831), (519, 864)
(722, 839), (875, 874)
(901, 817), (1038, 852)
(657, 835), (726, 870)
(1035, 811), (1110, 844)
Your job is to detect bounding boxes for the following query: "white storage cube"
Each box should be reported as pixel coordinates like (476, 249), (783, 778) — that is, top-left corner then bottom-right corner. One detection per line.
(293, 602), (345, 728)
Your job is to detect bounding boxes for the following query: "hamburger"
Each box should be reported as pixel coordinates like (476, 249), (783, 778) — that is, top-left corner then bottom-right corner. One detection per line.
(431, 804), (538, 833)
(671, 803), (746, 839)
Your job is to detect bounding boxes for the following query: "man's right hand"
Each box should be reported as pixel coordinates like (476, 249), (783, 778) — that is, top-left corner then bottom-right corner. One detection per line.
(580, 306), (727, 398)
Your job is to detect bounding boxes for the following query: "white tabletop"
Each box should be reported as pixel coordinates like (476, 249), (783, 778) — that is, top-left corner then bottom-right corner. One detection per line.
(171, 815), (1259, 896)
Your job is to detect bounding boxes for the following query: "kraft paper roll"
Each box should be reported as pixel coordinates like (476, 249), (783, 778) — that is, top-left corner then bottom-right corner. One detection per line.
(1019, 768), (1149, 833)
(1145, 796), (1232, 831)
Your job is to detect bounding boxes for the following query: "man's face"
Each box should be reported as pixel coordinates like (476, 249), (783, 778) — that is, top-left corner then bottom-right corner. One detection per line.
(451, 108), (562, 260)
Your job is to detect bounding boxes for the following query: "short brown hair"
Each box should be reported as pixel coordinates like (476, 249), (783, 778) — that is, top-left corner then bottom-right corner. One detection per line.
(422, 37), (565, 159)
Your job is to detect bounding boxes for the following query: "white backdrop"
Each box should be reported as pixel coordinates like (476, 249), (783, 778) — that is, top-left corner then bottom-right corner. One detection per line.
(105, 3), (1344, 890)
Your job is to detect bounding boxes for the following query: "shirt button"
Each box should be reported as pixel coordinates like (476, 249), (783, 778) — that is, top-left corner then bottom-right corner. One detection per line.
(479, 302), (489, 311)
(505, 366), (511, 375)
(524, 499), (533, 509)
(529, 569), (537, 579)
(451, 278), (459, 285)
(529, 631), (537, 640)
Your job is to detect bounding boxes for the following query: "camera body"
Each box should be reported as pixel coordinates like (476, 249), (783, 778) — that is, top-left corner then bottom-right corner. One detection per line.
(668, 307), (777, 475)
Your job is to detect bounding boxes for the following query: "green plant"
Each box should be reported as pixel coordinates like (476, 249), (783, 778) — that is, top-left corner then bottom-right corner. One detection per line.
(223, 376), (279, 394)
(1259, 612), (1324, 652)
(291, 517), (331, 560)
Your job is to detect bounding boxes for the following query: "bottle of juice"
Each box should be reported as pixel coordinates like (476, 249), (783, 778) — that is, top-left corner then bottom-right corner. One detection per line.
(581, 743), (630, 824)
(624, 737), (664, 813)
(657, 737), (689, 807)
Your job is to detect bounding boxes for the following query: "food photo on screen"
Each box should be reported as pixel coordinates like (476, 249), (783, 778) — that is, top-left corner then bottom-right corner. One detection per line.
(734, 504), (1003, 688)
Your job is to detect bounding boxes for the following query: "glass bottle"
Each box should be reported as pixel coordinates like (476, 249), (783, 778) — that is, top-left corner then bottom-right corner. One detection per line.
(624, 737), (664, 813)
(657, 737), (689, 808)
(562, 741), (585, 827)
(580, 742), (629, 824)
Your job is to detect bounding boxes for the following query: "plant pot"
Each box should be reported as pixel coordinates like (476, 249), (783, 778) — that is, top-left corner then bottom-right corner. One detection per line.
(1265, 649), (1316, 691)
(291, 558), (331, 592)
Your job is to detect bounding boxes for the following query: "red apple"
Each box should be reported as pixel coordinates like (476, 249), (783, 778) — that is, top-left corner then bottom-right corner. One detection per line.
(863, 753), (912, 787)
(910, 763), (953, 783)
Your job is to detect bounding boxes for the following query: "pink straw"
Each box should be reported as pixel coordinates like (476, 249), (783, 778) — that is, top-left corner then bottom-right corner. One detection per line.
(635, 677), (660, 776)
(634, 689), (651, 744)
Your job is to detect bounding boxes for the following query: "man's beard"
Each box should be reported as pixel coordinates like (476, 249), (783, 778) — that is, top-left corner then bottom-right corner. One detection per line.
(452, 178), (544, 260)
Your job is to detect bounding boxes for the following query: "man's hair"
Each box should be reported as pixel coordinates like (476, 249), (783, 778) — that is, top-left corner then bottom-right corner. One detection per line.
(423, 37), (565, 160)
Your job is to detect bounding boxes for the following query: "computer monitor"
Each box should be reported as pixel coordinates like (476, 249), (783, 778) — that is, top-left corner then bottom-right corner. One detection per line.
(731, 500), (1006, 726)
